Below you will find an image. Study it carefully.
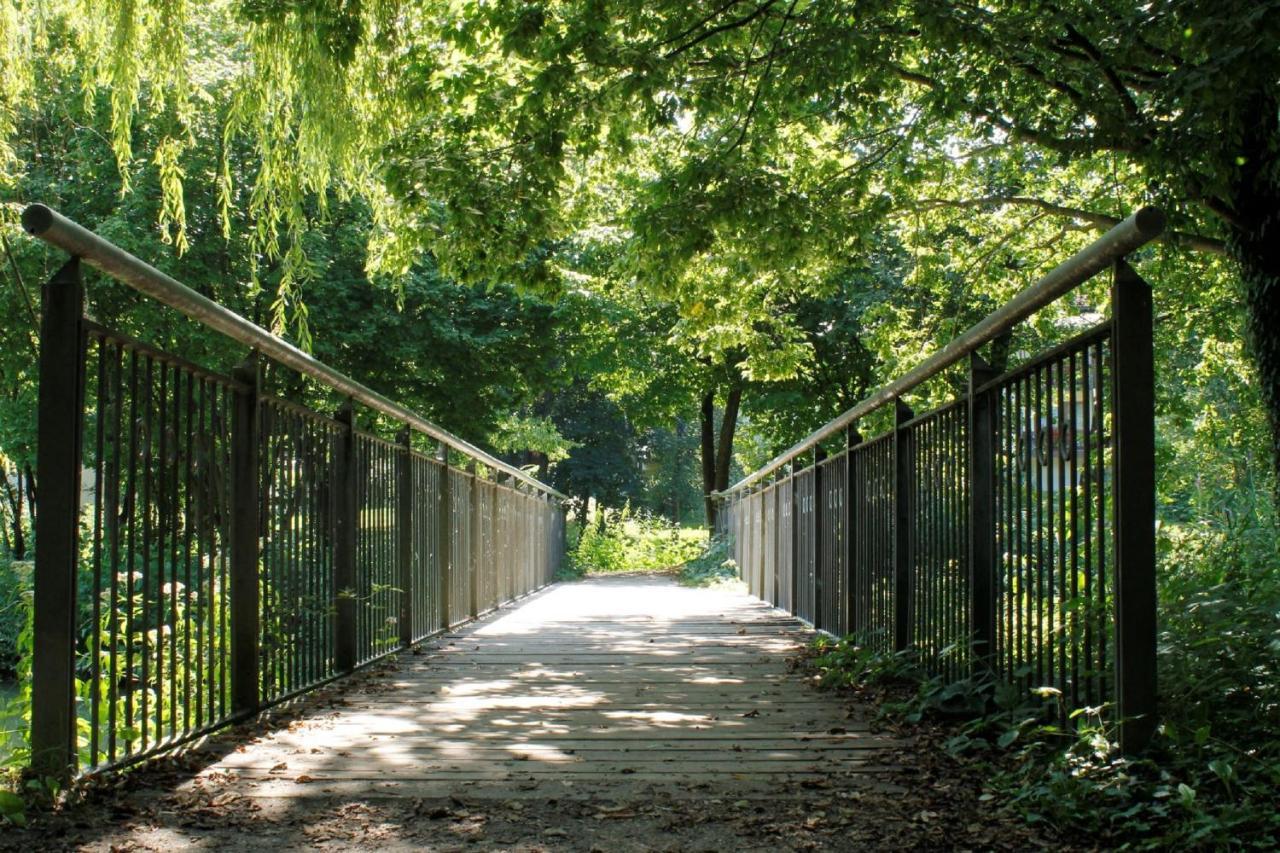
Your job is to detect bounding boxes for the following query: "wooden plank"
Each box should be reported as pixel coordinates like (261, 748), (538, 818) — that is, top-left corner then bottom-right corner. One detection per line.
(210, 761), (893, 778)
(183, 576), (903, 796)
(225, 732), (896, 747)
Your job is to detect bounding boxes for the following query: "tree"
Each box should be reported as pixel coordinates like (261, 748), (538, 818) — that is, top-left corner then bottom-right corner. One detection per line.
(356, 0), (1280, 477)
(2, 0), (1274, 487)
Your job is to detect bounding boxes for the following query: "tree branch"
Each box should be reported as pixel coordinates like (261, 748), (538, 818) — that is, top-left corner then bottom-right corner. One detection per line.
(1061, 23), (1150, 137)
(890, 65), (1127, 155)
(664, 0), (778, 60)
(909, 195), (1228, 255)
(724, 0), (800, 155)
(657, 0), (746, 49)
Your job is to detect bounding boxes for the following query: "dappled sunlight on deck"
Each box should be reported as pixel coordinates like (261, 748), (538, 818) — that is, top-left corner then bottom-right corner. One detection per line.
(195, 575), (899, 795)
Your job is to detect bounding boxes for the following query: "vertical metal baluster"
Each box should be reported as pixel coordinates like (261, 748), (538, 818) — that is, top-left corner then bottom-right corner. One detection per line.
(312, 419), (322, 684)
(181, 371), (194, 735)
(1054, 357), (1067, 708)
(934, 417), (942, 669)
(140, 355), (154, 752)
(1084, 343), (1097, 705)
(1033, 366), (1046, 690)
(124, 351), (139, 756)
(1004, 384), (1015, 684)
(1014, 377), (1026, 688)
(90, 334), (106, 767)
(1064, 348), (1075, 712)
(193, 377), (206, 730)
(936, 416), (945, 671)
(156, 361), (169, 745)
(168, 362), (180, 740)
(107, 343), (124, 764)
(282, 412), (292, 692)
(216, 385), (228, 718)
(259, 406), (272, 701)
(1094, 340), (1107, 703)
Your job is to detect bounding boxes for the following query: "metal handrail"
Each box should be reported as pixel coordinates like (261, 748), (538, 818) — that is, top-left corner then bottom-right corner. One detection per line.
(22, 203), (567, 500)
(717, 206), (1165, 496)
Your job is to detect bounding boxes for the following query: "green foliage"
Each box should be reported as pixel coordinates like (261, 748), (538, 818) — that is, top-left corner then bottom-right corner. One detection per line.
(0, 556), (31, 776)
(676, 537), (739, 588)
(807, 497), (1280, 848)
(0, 558), (29, 678)
(490, 414), (576, 464)
(566, 506), (706, 576)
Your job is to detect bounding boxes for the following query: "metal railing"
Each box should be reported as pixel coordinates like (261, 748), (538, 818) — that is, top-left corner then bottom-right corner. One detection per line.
(24, 205), (567, 780)
(716, 209), (1161, 751)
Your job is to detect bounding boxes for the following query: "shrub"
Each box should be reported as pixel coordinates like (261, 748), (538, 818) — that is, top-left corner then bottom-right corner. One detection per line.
(677, 536), (739, 587)
(566, 505), (706, 576)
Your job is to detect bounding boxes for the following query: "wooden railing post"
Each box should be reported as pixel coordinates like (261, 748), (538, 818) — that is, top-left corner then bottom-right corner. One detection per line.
(968, 354), (1000, 674)
(813, 446), (826, 629)
(1112, 259), (1157, 752)
(893, 399), (915, 651)
(437, 443), (453, 629)
(333, 402), (357, 672)
(31, 258), (85, 781)
(229, 355), (261, 716)
(845, 426), (861, 637)
(397, 426), (413, 649)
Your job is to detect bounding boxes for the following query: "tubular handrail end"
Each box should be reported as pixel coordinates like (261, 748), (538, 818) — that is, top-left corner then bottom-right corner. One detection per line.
(1132, 205), (1166, 240)
(22, 202), (55, 236)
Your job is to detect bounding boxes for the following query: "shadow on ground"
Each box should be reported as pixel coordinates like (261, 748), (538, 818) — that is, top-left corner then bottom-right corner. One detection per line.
(3, 576), (1063, 851)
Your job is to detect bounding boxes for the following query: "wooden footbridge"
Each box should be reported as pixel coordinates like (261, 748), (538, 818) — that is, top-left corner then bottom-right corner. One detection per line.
(197, 575), (895, 798)
(19, 202), (1163, 800)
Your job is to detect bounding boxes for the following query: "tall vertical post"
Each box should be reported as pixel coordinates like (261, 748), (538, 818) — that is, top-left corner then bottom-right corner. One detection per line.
(333, 402), (357, 672)
(31, 258), (85, 781)
(557, 494), (566, 575)
(397, 426), (413, 649)
(752, 481), (762, 594)
(469, 463), (482, 619)
(790, 461), (799, 612)
(1111, 259), (1157, 752)
(437, 443), (453, 630)
(492, 473), (504, 601)
(845, 425), (861, 638)
(229, 355), (261, 716)
(813, 446), (826, 630)
(893, 399), (915, 651)
(769, 476), (780, 605)
(968, 353), (1000, 674)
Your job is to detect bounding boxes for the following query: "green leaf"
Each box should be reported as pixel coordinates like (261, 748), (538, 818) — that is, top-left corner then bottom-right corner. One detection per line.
(1177, 783), (1196, 808)
(0, 790), (25, 825)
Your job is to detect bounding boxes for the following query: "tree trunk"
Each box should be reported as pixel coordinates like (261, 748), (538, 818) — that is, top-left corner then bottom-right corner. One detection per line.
(3, 466), (24, 560)
(1228, 93), (1280, 486)
(700, 392), (717, 530)
(988, 330), (1013, 374)
(23, 462), (36, 521)
(714, 384), (743, 493)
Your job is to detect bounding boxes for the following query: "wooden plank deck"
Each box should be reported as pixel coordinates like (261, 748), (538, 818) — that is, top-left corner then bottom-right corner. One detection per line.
(194, 575), (901, 799)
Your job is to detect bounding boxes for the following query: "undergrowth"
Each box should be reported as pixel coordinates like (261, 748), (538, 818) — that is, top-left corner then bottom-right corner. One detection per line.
(808, 617), (1280, 848)
(676, 536), (739, 587)
(561, 505), (706, 577)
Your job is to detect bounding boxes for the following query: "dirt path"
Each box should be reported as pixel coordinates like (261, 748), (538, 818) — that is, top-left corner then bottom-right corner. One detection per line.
(7, 576), (1057, 850)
